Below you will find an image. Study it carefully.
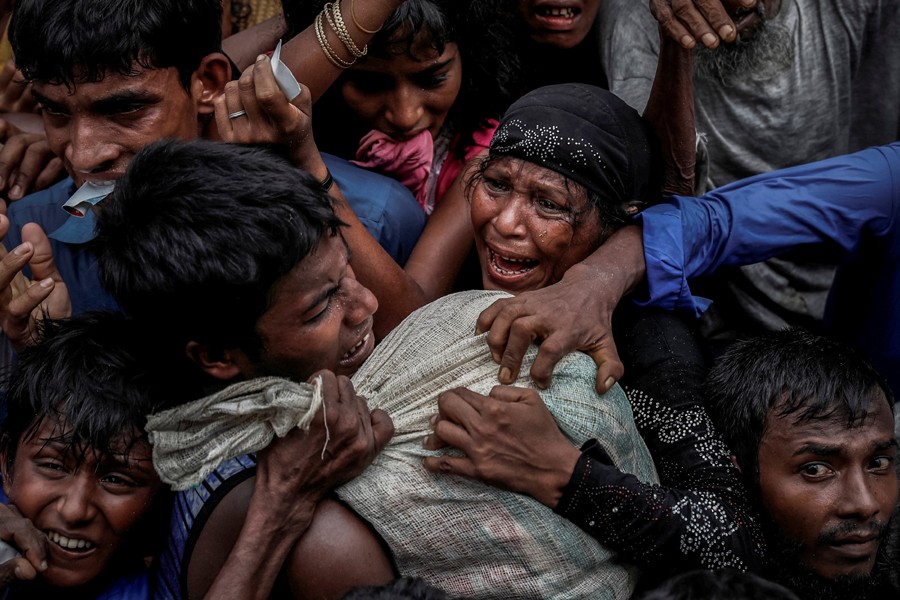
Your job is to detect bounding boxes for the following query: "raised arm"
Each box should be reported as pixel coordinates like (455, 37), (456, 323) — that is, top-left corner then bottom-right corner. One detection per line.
(278, 0), (405, 103)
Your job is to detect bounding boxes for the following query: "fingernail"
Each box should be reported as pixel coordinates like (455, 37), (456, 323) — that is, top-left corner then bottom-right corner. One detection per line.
(39, 277), (53, 288)
(9, 185), (21, 198)
(14, 565), (21, 578)
(429, 415), (438, 427)
(701, 33), (718, 47)
(13, 242), (28, 256)
(40, 560), (47, 571)
(257, 54), (267, 62)
(719, 25), (734, 38)
(499, 367), (512, 383)
(491, 351), (500, 363)
(422, 435), (431, 447)
(536, 379), (548, 390)
(604, 376), (616, 391)
(741, 0), (755, 6)
(680, 35), (696, 48)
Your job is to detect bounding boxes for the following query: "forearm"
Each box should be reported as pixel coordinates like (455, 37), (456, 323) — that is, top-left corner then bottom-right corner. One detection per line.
(290, 138), (429, 337)
(281, 0), (405, 102)
(642, 29), (695, 197)
(556, 450), (763, 574)
(566, 224), (647, 303)
(222, 15), (288, 72)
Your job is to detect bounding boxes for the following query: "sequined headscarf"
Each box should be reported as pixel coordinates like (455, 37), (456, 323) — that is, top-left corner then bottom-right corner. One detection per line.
(489, 83), (658, 205)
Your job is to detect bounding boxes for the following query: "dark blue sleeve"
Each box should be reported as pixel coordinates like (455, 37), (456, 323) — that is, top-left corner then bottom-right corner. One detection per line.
(634, 143), (900, 315)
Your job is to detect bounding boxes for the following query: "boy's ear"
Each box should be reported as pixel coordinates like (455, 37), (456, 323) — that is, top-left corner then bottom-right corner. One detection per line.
(191, 52), (232, 117)
(185, 340), (244, 381)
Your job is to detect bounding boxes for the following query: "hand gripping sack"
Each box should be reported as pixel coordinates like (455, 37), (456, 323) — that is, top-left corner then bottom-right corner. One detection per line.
(340, 290), (659, 599)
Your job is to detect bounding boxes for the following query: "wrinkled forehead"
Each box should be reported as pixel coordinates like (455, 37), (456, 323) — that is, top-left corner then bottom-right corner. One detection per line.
(769, 390), (895, 441)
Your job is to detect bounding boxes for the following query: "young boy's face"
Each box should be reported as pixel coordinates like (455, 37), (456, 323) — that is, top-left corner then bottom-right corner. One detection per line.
(1, 418), (162, 588)
(240, 233), (379, 381)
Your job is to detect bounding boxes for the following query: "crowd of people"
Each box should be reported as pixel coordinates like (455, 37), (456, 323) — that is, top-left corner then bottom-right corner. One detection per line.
(0, 0), (896, 599)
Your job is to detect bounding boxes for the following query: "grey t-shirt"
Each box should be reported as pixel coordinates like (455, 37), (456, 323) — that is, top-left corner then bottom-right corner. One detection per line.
(596, 0), (900, 331)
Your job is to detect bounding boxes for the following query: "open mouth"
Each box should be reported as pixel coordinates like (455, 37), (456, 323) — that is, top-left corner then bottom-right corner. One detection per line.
(489, 248), (539, 277)
(342, 333), (370, 362)
(48, 531), (96, 553)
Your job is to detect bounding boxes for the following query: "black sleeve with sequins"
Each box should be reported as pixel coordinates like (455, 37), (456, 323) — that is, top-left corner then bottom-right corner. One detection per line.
(553, 310), (765, 578)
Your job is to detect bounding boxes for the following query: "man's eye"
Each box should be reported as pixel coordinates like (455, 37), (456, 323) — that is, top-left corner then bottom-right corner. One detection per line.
(870, 456), (895, 471)
(39, 104), (66, 117)
(801, 463), (832, 478)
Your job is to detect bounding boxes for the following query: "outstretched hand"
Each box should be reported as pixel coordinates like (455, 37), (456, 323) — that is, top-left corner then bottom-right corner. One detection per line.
(422, 385), (580, 509)
(650, 0), (748, 48)
(0, 504), (47, 589)
(476, 226), (647, 394)
(253, 370), (393, 531)
(0, 216), (71, 351)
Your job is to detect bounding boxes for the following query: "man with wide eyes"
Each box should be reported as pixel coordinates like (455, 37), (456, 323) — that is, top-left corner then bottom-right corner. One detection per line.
(704, 329), (899, 600)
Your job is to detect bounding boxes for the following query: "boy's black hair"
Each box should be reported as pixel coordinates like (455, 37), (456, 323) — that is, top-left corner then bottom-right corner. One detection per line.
(10, 0), (222, 89)
(1, 312), (162, 464)
(704, 328), (895, 479)
(95, 138), (344, 397)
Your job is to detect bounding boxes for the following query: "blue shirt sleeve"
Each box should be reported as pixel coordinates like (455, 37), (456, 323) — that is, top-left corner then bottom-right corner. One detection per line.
(634, 143), (900, 315)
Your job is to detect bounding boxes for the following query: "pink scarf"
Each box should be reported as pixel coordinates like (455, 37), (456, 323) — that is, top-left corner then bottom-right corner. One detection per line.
(350, 129), (434, 211)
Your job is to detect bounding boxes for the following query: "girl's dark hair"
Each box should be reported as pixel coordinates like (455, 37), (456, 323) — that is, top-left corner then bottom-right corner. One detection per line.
(283, 0), (494, 154)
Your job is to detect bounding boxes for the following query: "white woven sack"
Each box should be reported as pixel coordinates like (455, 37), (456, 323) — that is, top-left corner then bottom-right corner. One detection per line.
(342, 290), (658, 599)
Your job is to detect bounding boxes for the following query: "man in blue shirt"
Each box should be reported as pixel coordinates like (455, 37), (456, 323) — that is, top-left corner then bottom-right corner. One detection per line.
(0, 0), (423, 355)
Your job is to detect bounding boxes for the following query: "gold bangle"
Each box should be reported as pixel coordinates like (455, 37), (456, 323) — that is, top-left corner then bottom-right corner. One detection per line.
(350, 0), (382, 34)
(315, 11), (355, 69)
(325, 1), (367, 58)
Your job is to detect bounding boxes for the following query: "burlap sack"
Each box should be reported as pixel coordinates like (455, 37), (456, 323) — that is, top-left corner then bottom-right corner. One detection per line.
(147, 290), (658, 598)
(341, 290), (658, 599)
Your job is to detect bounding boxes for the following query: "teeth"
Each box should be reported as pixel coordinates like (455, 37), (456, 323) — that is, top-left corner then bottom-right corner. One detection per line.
(539, 7), (576, 18)
(490, 250), (537, 276)
(48, 531), (94, 551)
(342, 333), (370, 360)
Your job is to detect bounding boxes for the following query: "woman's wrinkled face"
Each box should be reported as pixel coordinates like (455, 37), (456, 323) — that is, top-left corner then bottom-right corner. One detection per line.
(340, 30), (462, 141)
(470, 156), (604, 293)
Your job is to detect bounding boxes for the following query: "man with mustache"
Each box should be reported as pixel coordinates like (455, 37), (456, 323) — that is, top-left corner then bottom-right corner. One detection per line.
(593, 0), (900, 338)
(704, 329), (899, 599)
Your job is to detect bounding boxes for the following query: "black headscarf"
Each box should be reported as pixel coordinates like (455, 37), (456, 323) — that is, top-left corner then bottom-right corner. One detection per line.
(489, 83), (658, 205)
